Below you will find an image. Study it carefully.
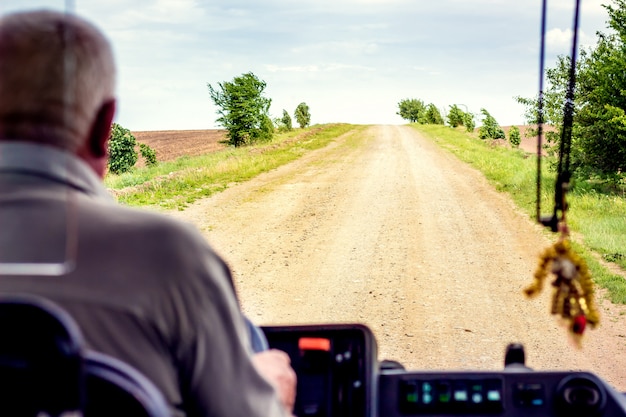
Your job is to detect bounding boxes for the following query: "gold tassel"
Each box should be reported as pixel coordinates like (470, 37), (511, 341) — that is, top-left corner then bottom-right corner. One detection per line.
(524, 239), (599, 347)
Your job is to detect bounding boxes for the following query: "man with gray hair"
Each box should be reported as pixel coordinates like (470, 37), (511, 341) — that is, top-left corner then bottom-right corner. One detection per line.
(0, 9), (295, 417)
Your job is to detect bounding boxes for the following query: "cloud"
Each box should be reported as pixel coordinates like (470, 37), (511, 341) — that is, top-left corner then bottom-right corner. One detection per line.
(411, 66), (441, 76)
(0, 0), (610, 130)
(265, 63), (375, 73)
(292, 40), (380, 56)
(546, 28), (574, 49)
(545, 27), (597, 53)
(551, 0), (607, 17)
(266, 65), (321, 73)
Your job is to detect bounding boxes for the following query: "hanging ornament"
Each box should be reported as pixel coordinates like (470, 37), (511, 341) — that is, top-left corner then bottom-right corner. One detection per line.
(524, 227), (599, 347)
(530, 0), (599, 348)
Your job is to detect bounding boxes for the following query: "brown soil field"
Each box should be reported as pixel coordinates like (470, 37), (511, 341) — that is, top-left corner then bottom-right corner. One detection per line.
(132, 129), (227, 165)
(132, 125), (544, 164)
(502, 125), (555, 155)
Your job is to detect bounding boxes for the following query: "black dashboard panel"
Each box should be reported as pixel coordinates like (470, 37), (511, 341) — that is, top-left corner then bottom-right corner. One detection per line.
(262, 324), (378, 417)
(379, 370), (626, 417)
(262, 324), (626, 417)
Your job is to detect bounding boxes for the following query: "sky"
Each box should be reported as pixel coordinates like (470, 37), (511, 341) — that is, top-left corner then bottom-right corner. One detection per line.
(0, 0), (613, 131)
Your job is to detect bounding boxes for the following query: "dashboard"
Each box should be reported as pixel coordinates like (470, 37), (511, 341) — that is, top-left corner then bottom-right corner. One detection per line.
(262, 323), (626, 417)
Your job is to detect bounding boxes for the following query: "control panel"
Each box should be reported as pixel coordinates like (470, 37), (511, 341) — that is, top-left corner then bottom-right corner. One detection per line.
(262, 323), (378, 417)
(262, 323), (626, 417)
(379, 370), (626, 417)
(398, 376), (504, 414)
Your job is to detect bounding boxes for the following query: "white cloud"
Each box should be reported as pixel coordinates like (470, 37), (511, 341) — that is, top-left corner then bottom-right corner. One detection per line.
(266, 65), (321, 73)
(292, 41), (380, 56)
(0, 0), (611, 130)
(546, 28), (574, 49)
(265, 63), (375, 74)
(545, 27), (597, 53)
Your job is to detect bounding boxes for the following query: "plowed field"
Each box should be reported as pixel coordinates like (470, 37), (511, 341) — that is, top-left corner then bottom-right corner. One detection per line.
(132, 129), (227, 165)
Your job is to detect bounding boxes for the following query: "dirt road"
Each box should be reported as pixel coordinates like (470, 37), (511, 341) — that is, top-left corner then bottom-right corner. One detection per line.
(166, 125), (626, 390)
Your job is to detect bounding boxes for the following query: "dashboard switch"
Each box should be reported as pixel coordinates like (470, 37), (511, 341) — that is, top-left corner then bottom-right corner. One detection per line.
(399, 378), (502, 414)
(514, 382), (545, 407)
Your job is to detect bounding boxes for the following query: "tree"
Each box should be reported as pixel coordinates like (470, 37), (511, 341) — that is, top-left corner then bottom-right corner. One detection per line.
(294, 102), (311, 128)
(447, 105), (475, 132)
(478, 108), (505, 140)
(397, 98), (426, 123)
(509, 125), (521, 148)
(424, 104), (444, 125)
(462, 112), (476, 132)
(108, 123), (137, 174)
(447, 105), (465, 127)
(572, 1), (626, 177)
(277, 109), (293, 132)
(208, 72), (273, 147)
(139, 143), (158, 166)
(517, 0), (626, 179)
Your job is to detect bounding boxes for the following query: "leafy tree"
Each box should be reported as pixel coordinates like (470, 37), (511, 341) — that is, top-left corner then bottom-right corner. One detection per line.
(516, 54), (577, 158)
(208, 72), (273, 147)
(424, 104), (445, 125)
(478, 108), (505, 140)
(139, 143), (158, 166)
(517, 0), (626, 179)
(294, 102), (311, 128)
(260, 114), (275, 138)
(277, 109), (293, 132)
(572, 1), (626, 177)
(509, 125), (521, 148)
(462, 112), (476, 132)
(108, 123), (137, 174)
(448, 105), (465, 127)
(447, 105), (474, 132)
(397, 98), (426, 123)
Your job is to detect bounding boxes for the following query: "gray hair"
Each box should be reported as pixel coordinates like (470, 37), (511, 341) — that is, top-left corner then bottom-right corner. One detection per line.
(0, 10), (116, 150)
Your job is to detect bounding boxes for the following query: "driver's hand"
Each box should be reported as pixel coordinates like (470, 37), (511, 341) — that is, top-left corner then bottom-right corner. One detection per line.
(252, 349), (297, 414)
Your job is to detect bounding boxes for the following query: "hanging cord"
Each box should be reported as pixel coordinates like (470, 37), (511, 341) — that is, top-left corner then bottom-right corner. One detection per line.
(538, 0), (582, 233)
(526, 0), (598, 346)
(536, 0), (547, 225)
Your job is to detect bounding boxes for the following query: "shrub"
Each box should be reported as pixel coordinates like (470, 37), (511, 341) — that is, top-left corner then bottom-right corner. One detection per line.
(463, 113), (476, 132)
(448, 105), (465, 127)
(277, 109), (293, 132)
(139, 143), (158, 166)
(108, 123), (137, 174)
(478, 108), (505, 140)
(509, 126), (521, 148)
(425, 104), (445, 125)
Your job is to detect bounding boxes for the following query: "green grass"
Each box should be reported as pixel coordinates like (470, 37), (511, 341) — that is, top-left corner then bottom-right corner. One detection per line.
(105, 124), (361, 210)
(412, 123), (626, 304)
(413, 124), (556, 212)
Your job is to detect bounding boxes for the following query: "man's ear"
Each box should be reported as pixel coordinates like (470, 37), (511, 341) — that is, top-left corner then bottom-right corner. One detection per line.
(88, 99), (116, 157)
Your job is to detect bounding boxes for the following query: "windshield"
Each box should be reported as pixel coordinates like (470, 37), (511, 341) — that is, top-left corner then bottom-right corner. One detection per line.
(2, 0), (625, 394)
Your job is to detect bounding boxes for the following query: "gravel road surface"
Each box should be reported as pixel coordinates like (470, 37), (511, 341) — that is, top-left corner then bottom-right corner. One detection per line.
(166, 125), (626, 390)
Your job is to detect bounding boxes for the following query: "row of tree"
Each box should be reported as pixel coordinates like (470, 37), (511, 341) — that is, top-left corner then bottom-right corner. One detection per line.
(108, 72), (312, 174)
(517, 0), (626, 181)
(208, 72), (311, 147)
(396, 99), (515, 143)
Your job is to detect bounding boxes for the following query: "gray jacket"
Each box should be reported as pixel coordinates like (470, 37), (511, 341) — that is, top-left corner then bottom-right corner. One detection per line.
(0, 141), (285, 417)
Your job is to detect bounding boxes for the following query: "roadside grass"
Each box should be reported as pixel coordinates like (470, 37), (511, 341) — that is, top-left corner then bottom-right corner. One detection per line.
(412, 123), (626, 304)
(105, 124), (361, 210)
